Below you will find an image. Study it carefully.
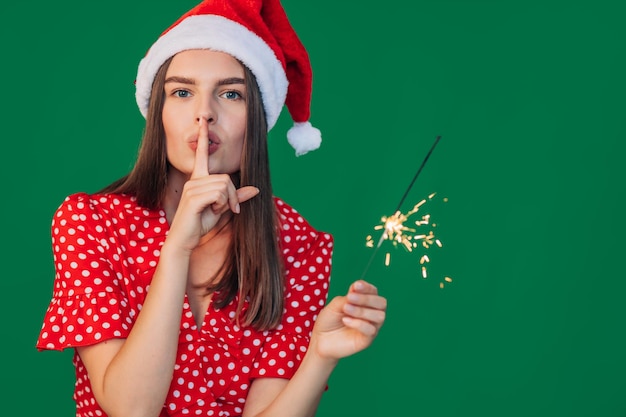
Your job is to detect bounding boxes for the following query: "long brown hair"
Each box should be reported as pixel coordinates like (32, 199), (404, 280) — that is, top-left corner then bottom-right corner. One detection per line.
(100, 54), (284, 330)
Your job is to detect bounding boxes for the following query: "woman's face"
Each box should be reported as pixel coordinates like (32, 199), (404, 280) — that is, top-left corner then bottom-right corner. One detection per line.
(162, 49), (247, 177)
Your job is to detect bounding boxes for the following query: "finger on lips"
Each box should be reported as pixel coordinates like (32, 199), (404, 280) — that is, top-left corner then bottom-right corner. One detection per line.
(192, 117), (210, 179)
(190, 118), (260, 215)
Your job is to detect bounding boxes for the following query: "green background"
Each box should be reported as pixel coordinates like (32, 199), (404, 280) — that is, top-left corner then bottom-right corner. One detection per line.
(2, 0), (625, 416)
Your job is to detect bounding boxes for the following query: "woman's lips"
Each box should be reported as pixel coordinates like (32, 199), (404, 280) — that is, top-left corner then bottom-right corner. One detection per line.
(188, 131), (221, 154)
(188, 141), (219, 154)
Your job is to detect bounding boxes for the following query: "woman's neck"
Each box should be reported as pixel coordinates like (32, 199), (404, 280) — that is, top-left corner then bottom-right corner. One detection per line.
(163, 169), (188, 224)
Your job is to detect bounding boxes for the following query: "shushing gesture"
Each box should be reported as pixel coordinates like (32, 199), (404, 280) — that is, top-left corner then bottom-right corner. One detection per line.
(167, 117), (259, 252)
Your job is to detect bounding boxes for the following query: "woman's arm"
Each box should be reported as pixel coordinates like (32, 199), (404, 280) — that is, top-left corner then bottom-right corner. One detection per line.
(242, 280), (387, 417)
(76, 242), (191, 417)
(77, 118), (259, 417)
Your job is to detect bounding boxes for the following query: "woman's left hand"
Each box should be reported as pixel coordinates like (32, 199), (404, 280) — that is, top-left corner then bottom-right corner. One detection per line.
(311, 280), (387, 361)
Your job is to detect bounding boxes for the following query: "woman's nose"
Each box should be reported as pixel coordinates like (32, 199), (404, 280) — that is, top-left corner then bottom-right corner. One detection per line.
(196, 98), (216, 124)
(196, 114), (215, 124)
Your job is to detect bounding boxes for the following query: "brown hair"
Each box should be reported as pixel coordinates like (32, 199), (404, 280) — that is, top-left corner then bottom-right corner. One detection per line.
(100, 55), (284, 330)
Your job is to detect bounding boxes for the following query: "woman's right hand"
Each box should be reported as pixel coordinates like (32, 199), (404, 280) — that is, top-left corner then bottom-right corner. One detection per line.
(167, 117), (259, 253)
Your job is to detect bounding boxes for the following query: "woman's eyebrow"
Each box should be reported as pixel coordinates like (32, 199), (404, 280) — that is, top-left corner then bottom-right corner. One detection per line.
(217, 77), (245, 86)
(164, 76), (195, 85)
(164, 76), (245, 86)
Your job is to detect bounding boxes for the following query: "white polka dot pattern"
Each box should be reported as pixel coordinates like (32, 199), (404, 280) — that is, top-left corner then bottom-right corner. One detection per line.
(36, 193), (333, 417)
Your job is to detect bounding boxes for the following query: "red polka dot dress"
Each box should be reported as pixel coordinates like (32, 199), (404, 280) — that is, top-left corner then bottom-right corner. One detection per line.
(36, 193), (333, 417)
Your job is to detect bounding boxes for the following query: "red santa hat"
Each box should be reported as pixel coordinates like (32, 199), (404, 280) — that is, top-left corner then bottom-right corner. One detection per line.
(135, 0), (321, 156)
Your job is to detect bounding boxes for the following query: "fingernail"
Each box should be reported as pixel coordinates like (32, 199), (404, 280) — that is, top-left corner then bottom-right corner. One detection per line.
(235, 203), (241, 214)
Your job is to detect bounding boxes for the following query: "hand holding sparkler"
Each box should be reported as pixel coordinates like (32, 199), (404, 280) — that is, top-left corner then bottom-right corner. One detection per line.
(310, 280), (387, 361)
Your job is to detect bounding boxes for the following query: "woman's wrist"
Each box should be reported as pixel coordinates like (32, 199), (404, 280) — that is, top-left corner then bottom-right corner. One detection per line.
(305, 337), (340, 371)
(160, 239), (195, 259)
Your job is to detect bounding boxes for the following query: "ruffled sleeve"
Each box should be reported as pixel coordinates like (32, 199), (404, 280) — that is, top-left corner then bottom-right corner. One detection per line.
(250, 198), (334, 379)
(36, 193), (140, 351)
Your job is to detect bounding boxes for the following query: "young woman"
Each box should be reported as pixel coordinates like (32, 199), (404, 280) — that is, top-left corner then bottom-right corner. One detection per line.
(37, 1), (387, 416)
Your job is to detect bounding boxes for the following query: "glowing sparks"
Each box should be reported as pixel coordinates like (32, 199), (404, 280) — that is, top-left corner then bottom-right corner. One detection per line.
(440, 277), (453, 288)
(358, 135), (447, 285)
(365, 193), (439, 253)
(365, 193), (452, 288)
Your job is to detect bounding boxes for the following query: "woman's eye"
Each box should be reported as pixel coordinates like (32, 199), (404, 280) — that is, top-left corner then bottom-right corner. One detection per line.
(173, 90), (190, 98)
(222, 91), (242, 100)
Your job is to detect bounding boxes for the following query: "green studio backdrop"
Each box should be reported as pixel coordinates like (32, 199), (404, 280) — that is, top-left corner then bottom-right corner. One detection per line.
(2, 1), (625, 416)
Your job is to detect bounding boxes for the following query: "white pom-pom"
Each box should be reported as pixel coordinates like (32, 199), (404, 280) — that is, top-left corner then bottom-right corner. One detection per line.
(286, 121), (322, 156)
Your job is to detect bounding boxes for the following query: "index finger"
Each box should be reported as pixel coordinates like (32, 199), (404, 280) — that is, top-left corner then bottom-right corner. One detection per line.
(191, 117), (210, 179)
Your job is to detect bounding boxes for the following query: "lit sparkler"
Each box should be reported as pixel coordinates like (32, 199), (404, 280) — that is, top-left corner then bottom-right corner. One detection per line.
(360, 135), (453, 287)
(364, 192), (451, 287)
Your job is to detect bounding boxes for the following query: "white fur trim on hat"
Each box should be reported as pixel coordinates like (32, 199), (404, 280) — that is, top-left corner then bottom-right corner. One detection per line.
(135, 15), (288, 130)
(287, 121), (322, 156)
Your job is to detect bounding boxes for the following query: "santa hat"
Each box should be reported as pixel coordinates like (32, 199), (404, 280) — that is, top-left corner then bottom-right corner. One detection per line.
(135, 0), (321, 156)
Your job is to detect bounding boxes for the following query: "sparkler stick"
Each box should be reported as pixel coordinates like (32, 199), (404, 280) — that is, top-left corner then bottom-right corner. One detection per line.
(359, 135), (442, 281)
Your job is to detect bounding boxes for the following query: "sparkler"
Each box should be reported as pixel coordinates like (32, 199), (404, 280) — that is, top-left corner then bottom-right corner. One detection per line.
(360, 135), (451, 287)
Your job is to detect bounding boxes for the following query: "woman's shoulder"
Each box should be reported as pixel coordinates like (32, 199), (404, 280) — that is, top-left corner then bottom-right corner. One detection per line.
(272, 196), (300, 221)
(273, 196), (334, 249)
(273, 196), (323, 232)
(54, 192), (162, 221)
(51, 191), (168, 252)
